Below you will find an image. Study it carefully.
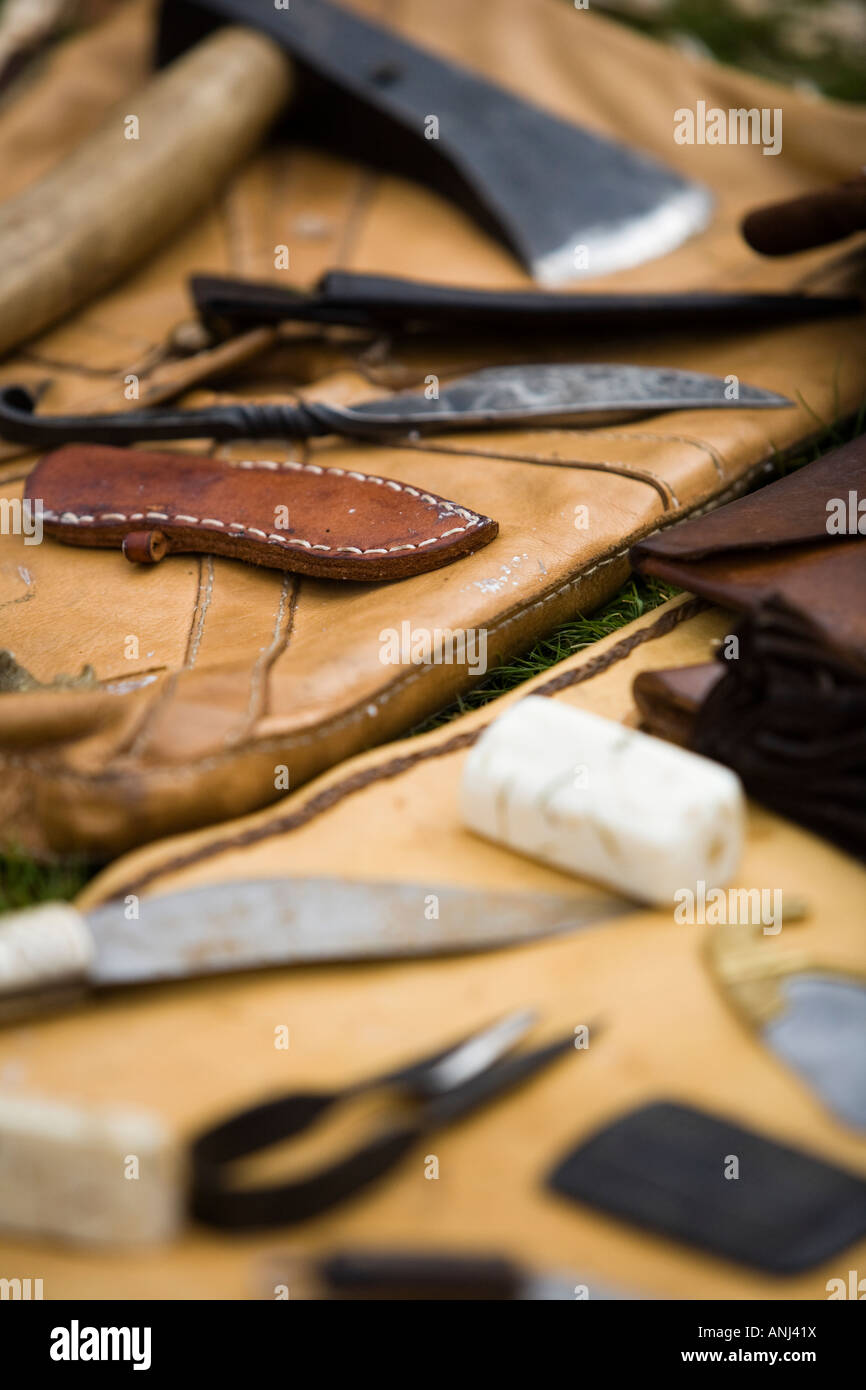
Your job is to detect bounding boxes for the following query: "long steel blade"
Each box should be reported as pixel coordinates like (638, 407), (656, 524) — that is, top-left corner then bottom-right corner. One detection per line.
(85, 878), (633, 987)
(765, 974), (866, 1132)
(337, 363), (792, 432)
(163, 0), (711, 283)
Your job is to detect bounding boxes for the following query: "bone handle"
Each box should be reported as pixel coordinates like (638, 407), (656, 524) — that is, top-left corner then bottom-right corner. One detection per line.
(0, 902), (93, 1017)
(0, 26), (293, 359)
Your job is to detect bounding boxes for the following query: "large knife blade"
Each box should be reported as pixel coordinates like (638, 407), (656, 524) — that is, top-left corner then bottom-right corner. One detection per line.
(160, 0), (712, 283)
(0, 878), (633, 1019)
(0, 365), (791, 448)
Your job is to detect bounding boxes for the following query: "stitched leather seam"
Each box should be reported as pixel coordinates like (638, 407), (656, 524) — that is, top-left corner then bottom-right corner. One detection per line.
(40, 456), (482, 552)
(536, 429), (727, 481)
(389, 442), (678, 508)
(41, 505), (482, 555)
(106, 598), (705, 898)
(383, 430), (726, 486)
(185, 556), (214, 671)
(244, 574), (299, 734)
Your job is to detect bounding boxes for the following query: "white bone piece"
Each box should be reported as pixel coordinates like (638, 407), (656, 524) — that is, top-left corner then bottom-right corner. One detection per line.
(0, 903), (92, 993)
(460, 696), (744, 906)
(0, 1092), (183, 1246)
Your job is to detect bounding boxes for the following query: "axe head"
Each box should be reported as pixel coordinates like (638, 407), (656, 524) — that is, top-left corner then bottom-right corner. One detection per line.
(157, 0), (712, 284)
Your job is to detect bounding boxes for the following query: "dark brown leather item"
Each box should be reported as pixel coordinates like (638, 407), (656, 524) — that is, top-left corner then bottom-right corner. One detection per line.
(742, 174), (866, 256)
(635, 600), (866, 863)
(630, 435), (866, 657)
(632, 441), (866, 859)
(633, 662), (721, 745)
(25, 444), (497, 581)
(190, 271), (862, 337)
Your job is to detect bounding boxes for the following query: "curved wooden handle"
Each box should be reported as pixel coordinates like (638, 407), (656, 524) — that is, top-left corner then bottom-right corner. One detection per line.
(741, 174), (866, 256)
(0, 26), (293, 359)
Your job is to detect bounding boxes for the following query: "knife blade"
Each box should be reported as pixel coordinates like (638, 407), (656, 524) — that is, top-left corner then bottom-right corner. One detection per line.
(160, 0), (712, 283)
(706, 923), (866, 1133)
(0, 365), (792, 448)
(764, 974), (866, 1132)
(0, 878), (634, 1019)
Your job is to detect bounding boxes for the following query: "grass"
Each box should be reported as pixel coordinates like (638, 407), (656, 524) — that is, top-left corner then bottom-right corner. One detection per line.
(0, 845), (92, 914)
(2, 3), (864, 903)
(411, 575), (682, 733)
(589, 0), (866, 104)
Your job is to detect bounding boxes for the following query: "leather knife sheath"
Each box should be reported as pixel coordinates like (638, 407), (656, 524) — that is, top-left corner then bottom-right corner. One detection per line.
(24, 445), (498, 581)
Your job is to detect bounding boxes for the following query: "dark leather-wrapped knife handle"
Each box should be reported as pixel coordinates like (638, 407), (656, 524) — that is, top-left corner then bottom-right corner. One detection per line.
(0, 384), (343, 447)
(742, 173), (866, 256)
(191, 271), (861, 336)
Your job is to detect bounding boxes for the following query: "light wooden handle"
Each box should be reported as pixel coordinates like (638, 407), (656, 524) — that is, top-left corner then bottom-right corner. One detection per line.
(0, 26), (293, 359)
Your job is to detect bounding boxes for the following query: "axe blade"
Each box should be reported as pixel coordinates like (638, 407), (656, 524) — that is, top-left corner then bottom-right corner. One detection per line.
(158, 0), (712, 284)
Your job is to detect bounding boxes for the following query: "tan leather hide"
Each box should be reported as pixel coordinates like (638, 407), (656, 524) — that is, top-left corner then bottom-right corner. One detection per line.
(1, 0), (865, 856)
(1, 596), (861, 1298)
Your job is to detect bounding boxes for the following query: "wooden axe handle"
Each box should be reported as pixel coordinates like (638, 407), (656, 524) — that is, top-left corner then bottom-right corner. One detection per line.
(0, 26), (292, 359)
(741, 173), (866, 256)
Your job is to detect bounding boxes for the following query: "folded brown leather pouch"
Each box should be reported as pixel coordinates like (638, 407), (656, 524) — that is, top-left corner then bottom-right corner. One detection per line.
(631, 434), (866, 656)
(3, 0), (866, 857)
(26, 445), (496, 580)
(631, 438), (866, 859)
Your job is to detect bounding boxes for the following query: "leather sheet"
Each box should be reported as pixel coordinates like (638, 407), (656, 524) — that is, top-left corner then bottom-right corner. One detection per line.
(2, 595), (861, 1299)
(1, 0), (865, 855)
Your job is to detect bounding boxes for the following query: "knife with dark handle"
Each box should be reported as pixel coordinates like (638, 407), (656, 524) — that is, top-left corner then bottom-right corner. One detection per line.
(0, 365), (792, 448)
(191, 271), (862, 337)
(262, 1248), (639, 1299)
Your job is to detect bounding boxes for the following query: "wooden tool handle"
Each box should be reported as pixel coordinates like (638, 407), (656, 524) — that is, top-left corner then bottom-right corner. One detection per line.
(0, 901), (92, 1018)
(0, 26), (293, 359)
(742, 174), (866, 256)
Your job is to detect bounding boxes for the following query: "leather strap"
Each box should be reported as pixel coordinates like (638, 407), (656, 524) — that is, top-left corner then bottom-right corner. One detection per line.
(190, 270), (862, 337)
(25, 444), (497, 581)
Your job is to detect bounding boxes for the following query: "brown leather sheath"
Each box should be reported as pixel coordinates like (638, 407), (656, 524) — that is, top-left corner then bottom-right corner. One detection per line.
(25, 445), (498, 581)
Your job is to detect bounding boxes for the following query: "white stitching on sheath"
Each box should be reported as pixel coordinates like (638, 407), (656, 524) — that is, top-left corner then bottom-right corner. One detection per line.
(40, 460), (483, 555)
(39, 507), (482, 554)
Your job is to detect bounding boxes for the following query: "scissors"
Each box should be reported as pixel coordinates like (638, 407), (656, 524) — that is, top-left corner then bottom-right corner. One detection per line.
(190, 1009), (577, 1229)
